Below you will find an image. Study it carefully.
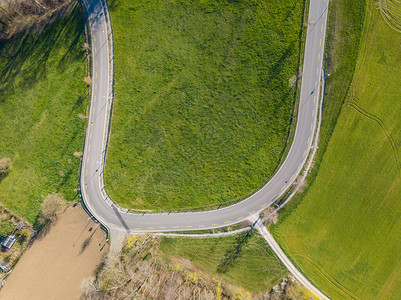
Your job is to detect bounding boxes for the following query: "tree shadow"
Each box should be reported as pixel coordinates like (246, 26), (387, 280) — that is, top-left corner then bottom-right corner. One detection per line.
(0, 3), (85, 98)
(79, 224), (100, 254)
(217, 229), (254, 273)
(0, 172), (9, 184)
(107, 0), (121, 12)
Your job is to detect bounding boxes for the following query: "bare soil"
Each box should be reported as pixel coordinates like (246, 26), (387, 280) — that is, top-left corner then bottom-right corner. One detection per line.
(0, 204), (108, 300)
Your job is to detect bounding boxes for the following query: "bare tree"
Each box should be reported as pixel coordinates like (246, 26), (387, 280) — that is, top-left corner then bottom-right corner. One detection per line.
(38, 193), (66, 224)
(0, 158), (12, 175)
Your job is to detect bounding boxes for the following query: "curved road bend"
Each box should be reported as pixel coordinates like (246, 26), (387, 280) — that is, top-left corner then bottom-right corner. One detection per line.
(80, 0), (329, 234)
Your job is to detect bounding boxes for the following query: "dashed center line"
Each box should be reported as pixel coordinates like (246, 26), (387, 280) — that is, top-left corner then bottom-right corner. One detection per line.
(224, 221), (231, 224)
(260, 203), (267, 208)
(249, 211), (255, 215)
(272, 194), (277, 200)
(281, 185), (286, 191)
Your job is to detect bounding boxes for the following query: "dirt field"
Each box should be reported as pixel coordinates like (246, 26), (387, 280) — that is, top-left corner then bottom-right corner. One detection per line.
(0, 204), (108, 300)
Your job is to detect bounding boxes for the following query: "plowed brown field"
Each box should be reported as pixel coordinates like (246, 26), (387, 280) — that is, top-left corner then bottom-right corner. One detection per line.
(0, 204), (108, 300)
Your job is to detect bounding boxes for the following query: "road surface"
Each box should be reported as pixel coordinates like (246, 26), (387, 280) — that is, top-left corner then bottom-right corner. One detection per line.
(251, 216), (329, 300)
(80, 0), (329, 235)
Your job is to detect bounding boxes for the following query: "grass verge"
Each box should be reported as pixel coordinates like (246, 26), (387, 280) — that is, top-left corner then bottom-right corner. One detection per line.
(105, 0), (305, 210)
(272, 0), (401, 298)
(275, 0), (366, 223)
(159, 231), (287, 294)
(0, 3), (88, 224)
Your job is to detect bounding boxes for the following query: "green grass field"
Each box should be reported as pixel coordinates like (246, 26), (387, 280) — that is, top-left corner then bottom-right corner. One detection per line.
(160, 232), (287, 293)
(105, 0), (305, 210)
(0, 5), (88, 224)
(273, 0), (401, 298)
(379, 0), (401, 32)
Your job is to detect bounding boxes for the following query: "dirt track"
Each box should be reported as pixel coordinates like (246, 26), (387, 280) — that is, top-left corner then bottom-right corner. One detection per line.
(0, 204), (108, 300)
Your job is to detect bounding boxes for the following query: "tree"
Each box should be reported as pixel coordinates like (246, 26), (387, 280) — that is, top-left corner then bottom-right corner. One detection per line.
(0, 157), (12, 175)
(38, 193), (66, 224)
(0, 221), (14, 237)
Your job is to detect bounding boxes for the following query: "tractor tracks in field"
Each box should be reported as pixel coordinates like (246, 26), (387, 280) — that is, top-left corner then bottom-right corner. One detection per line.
(348, 97), (400, 173)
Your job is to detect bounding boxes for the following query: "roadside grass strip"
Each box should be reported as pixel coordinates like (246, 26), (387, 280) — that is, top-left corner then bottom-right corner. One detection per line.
(273, 0), (401, 298)
(159, 233), (287, 294)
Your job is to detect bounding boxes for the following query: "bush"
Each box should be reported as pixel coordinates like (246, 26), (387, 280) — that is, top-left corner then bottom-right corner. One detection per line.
(38, 193), (66, 224)
(0, 221), (14, 237)
(0, 158), (12, 175)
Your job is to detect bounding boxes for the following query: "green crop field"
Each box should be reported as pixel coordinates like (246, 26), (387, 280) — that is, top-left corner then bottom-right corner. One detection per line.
(273, 0), (401, 298)
(160, 232), (287, 293)
(105, 0), (305, 210)
(0, 5), (88, 224)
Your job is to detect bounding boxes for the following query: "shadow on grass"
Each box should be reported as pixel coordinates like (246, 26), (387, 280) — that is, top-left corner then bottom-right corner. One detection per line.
(217, 229), (254, 273)
(0, 3), (84, 98)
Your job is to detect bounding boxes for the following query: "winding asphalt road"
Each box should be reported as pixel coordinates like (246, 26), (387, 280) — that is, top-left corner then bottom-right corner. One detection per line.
(80, 0), (329, 235)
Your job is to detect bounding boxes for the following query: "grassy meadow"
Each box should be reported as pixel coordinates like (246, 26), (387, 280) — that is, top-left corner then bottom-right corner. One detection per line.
(273, 0), (401, 298)
(105, 0), (305, 210)
(160, 232), (287, 293)
(0, 4), (88, 223)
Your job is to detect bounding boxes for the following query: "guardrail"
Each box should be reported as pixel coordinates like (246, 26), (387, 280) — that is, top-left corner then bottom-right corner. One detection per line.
(79, 0), (112, 240)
